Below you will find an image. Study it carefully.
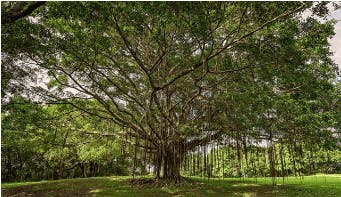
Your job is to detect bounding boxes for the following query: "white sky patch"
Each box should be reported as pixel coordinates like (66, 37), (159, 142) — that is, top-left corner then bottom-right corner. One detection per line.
(329, 8), (341, 70)
(301, 3), (341, 71)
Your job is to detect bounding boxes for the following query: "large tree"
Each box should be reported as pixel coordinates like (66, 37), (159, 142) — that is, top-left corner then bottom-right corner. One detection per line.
(2, 2), (338, 181)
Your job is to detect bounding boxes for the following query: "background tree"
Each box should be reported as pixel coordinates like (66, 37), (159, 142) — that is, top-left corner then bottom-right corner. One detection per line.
(1, 97), (131, 182)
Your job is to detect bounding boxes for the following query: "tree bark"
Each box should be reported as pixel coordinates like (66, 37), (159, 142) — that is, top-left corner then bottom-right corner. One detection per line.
(154, 141), (184, 182)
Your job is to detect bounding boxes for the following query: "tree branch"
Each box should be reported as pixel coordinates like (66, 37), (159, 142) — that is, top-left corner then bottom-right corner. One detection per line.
(2, 1), (46, 24)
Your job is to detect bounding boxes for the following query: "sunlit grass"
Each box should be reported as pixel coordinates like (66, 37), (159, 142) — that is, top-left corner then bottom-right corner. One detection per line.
(1, 180), (48, 189)
(2, 174), (341, 196)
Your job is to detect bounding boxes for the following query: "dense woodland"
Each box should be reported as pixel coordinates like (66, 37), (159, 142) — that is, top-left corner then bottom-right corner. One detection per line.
(1, 2), (341, 183)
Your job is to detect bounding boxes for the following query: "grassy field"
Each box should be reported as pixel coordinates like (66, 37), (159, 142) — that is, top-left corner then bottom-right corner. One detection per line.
(2, 174), (341, 196)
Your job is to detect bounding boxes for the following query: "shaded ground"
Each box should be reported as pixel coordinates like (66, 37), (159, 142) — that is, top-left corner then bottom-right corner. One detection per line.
(2, 174), (341, 197)
(1, 177), (105, 197)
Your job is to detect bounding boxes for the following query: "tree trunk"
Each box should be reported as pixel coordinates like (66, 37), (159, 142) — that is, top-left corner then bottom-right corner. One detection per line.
(236, 138), (242, 177)
(192, 152), (196, 176)
(279, 141), (285, 183)
(155, 141), (184, 182)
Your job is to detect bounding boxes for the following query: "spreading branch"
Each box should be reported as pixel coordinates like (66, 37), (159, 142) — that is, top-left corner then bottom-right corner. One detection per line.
(1, 1), (46, 24)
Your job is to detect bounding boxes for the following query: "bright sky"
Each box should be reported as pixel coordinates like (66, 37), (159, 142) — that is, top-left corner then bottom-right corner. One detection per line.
(329, 7), (341, 69)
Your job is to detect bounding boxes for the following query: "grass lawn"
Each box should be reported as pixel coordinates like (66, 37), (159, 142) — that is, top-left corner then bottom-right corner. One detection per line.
(2, 174), (341, 196)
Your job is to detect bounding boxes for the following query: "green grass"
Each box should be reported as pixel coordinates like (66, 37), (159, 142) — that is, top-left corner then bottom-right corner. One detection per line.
(2, 174), (341, 196)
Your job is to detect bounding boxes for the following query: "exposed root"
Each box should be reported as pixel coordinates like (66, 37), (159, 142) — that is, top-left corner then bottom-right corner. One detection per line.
(128, 177), (200, 188)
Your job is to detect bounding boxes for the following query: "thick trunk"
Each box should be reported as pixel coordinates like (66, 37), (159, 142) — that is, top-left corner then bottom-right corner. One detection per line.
(155, 142), (184, 182)
(164, 152), (181, 180)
